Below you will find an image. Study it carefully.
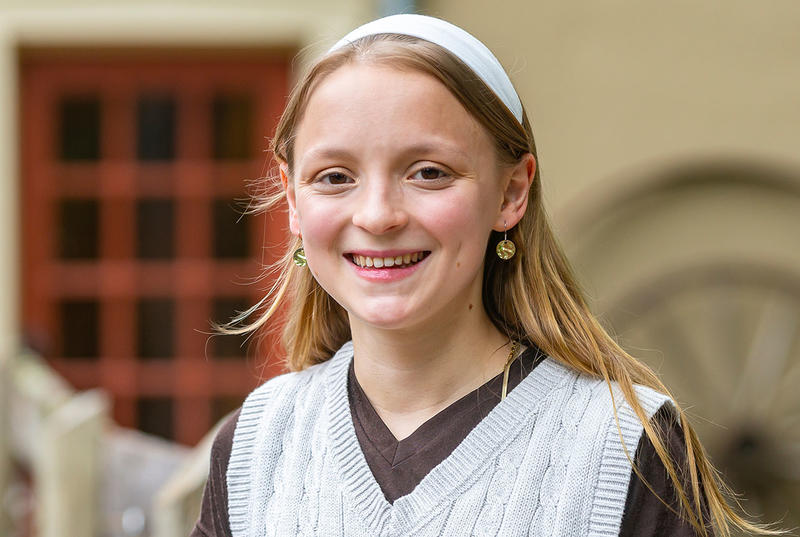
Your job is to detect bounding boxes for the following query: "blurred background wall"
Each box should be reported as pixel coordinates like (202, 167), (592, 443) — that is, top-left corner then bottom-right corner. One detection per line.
(0, 0), (798, 536)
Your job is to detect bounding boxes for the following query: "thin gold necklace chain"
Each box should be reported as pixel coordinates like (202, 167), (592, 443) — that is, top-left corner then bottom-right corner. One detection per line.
(500, 340), (521, 401)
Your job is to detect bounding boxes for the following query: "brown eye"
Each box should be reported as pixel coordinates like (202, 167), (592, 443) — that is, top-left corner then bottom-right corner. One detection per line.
(321, 172), (352, 185)
(412, 167), (447, 181)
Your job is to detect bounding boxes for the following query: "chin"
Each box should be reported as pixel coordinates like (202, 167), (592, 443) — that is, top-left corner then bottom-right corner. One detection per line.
(348, 303), (426, 332)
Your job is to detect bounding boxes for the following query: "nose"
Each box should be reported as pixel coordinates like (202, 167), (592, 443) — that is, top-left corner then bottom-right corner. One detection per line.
(351, 179), (408, 234)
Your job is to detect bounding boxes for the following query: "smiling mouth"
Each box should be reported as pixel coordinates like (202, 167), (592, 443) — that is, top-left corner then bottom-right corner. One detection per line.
(349, 251), (430, 269)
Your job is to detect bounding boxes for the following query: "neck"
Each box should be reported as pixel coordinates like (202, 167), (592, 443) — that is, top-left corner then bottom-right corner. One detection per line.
(349, 304), (510, 440)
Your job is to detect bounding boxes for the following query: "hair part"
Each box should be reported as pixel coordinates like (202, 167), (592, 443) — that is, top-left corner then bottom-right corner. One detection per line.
(228, 34), (780, 537)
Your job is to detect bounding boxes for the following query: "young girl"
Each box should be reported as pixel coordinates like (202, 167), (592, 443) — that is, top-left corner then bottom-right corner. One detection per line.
(191, 14), (772, 537)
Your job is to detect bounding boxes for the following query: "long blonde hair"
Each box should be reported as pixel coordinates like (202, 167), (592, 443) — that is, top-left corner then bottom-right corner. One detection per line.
(232, 34), (777, 537)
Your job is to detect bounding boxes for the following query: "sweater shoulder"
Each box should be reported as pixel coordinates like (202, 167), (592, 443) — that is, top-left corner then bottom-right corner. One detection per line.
(567, 367), (674, 423)
(226, 344), (352, 536)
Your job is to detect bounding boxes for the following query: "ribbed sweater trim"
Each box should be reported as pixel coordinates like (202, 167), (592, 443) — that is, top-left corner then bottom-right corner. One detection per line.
(587, 385), (672, 536)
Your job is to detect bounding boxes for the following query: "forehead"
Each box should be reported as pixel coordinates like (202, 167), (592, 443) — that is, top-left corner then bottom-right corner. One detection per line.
(293, 62), (492, 163)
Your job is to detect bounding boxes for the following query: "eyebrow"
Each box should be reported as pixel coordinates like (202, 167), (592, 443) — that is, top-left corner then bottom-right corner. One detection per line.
(299, 140), (472, 166)
(398, 142), (472, 162)
(300, 146), (356, 164)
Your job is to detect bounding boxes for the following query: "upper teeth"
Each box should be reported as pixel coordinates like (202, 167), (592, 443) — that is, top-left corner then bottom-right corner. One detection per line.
(353, 252), (424, 268)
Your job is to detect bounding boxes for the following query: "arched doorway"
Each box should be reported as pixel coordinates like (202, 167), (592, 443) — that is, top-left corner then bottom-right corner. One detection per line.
(566, 161), (800, 531)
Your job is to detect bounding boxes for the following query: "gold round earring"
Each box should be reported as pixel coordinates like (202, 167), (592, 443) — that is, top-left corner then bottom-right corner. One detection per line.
(292, 246), (307, 267)
(496, 222), (516, 260)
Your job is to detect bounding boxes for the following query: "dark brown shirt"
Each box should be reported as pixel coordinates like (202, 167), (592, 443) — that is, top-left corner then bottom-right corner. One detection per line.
(191, 348), (709, 536)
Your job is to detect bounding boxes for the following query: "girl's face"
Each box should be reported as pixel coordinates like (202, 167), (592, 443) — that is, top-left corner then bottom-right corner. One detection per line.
(285, 63), (528, 333)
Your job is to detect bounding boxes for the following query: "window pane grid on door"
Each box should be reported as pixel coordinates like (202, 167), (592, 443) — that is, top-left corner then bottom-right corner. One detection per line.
(137, 298), (175, 360)
(23, 54), (291, 445)
(137, 396), (174, 440)
(213, 197), (250, 259)
(136, 198), (175, 259)
(212, 94), (253, 160)
(137, 93), (177, 161)
(58, 198), (99, 259)
(59, 95), (101, 161)
(59, 299), (100, 359)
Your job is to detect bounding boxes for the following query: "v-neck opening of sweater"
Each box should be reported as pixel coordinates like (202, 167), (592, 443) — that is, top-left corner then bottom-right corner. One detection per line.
(349, 347), (545, 469)
(324, 341), (572, 534)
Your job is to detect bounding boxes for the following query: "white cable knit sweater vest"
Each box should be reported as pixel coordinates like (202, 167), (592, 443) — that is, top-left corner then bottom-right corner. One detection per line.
(227, 341), (671, 537)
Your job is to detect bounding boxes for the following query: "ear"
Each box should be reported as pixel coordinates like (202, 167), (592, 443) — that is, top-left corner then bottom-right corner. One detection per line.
(280, 162), (302, 237)
(494, 153), (535, 231)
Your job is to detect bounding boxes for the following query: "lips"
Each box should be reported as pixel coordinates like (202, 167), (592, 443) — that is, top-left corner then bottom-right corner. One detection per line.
(349, 251), (430, 268)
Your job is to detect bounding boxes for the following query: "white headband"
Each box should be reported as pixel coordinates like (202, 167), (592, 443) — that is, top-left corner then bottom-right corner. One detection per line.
(328, 14), (524, 124)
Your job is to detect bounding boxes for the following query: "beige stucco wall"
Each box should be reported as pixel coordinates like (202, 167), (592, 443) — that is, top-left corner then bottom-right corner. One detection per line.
(0, 22), (18, 361)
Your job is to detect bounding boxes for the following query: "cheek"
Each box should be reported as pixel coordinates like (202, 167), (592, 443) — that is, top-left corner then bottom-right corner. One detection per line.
(295, 196), (344, 248)
(417, 189), (493, 249)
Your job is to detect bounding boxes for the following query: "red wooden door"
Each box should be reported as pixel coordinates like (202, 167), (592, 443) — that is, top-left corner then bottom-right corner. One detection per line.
(21, 51), (290, 445)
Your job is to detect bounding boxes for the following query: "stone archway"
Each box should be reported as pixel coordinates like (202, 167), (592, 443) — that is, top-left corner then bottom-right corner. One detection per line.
(565, 160), (800, 531)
